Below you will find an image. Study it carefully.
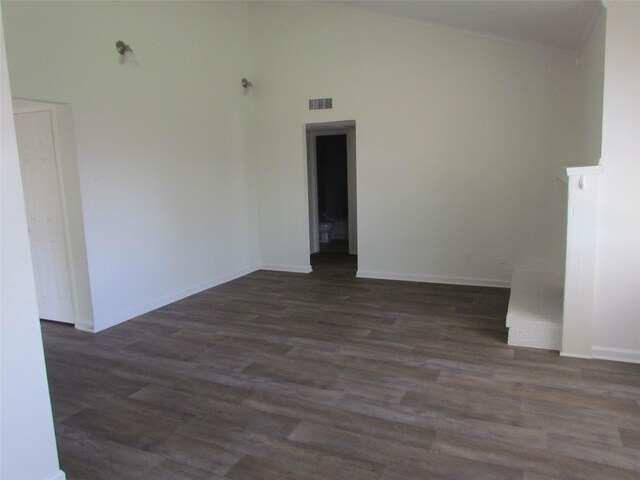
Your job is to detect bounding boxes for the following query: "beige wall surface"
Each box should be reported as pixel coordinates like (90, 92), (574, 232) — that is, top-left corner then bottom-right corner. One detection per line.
(249, 1), (577, 285)
(2, 1), (259, 331)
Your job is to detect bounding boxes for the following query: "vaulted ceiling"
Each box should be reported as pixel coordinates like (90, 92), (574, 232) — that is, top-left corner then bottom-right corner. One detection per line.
(334, 0), (602, 51)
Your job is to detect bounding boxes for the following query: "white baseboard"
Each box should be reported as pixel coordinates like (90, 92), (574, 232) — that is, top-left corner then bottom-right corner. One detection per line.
(93, 264), (259, 332)
(258, 264), (313, 274)
(74, 322), (94, 333)
(74, 317), (94, 332)
(559, 352), (594, 360)
(591, 346), (640, 364)
(561, 347), (640, 364)
(356, 270), (510, 288)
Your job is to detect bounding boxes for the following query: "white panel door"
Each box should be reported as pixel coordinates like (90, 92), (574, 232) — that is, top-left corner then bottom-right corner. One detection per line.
(15, 110), (74, 323)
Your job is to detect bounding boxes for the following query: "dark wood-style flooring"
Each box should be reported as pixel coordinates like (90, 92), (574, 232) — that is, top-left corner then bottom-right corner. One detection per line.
(42, 254), (640, 479)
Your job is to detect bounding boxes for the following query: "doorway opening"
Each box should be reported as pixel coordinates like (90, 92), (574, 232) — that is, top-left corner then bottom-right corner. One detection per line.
(306, 121), (357, 275)
(14, 99), (94, 330)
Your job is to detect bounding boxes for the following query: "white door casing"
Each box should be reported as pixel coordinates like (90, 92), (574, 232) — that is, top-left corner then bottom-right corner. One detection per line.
(15, 110), (74, 323)
(306, 130), (320, 253)
(346, 128), (357, 255)
(305, 121), (357, 256)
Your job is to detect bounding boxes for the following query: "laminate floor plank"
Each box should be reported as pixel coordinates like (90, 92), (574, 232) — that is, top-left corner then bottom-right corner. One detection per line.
(337, 395), (548, 451)
(55, 424), (166, 480)
(225, 447), (382, 480)
(143, 459), (228, 480)
(379, 451), (524, 480)
(619, 427), (640, 449)
(40, 253), (640, 479)
(244, 390), (438, 450)
(146, 433), (241, 477)
(546, 433), (640, 471)
(288, 421), (436, 468)
(432, 429), (639, 480)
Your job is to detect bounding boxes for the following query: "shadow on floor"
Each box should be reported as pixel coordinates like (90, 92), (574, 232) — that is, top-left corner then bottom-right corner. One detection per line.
(310, 251), (357, 278)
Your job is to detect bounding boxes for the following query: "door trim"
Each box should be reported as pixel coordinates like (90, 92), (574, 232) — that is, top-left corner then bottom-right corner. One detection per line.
(305, 121), (357, 256)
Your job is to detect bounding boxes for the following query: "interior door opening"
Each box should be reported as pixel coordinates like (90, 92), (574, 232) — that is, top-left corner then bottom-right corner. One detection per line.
(317, 134), (348, 253)
(13, 100), (94, 330)
(15, 109), (75, 324)
(306, 121), (357, 271)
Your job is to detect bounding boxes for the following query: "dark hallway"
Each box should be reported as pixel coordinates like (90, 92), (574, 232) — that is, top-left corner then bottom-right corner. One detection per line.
(316, 134), (349, 254)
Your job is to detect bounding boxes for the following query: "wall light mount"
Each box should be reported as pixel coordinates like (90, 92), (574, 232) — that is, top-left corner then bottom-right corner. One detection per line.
(115, 41), (133, 55)
(115, 40), (137, 65)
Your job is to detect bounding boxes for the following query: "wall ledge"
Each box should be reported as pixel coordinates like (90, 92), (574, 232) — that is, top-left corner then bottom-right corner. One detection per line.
(566, 165), (604, 177)
(557, 165), (604, 183)
(258, 264), (313, 274)
(356, 270), (510, 288)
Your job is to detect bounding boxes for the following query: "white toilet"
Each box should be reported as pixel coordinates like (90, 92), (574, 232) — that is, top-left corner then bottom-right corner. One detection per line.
(318, 221), (334, 243)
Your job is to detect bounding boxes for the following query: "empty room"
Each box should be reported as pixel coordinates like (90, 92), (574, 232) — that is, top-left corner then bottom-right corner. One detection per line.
(1, 1), (639, 479)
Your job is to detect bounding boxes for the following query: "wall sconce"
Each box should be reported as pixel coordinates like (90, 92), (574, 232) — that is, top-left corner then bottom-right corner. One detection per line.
(241, 78), (253, 89)
(115, 40), (136, 65)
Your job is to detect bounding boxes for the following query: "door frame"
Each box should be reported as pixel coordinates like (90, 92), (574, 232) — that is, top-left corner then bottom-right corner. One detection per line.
(305, 121), (357, 255)
(14, 101), (94, 329)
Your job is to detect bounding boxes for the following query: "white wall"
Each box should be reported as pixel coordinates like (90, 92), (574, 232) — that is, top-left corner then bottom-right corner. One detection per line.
(592, 1), (640, 363)
(2, 1), (258, 331)
(576, 7), (606, 167)
(0, 6), (65, 478)
(248, 1), (578, 286)
(558, 4), (606, 360)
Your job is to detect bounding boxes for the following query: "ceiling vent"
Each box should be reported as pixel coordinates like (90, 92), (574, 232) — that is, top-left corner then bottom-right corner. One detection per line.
(309, 98), (333, 110)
